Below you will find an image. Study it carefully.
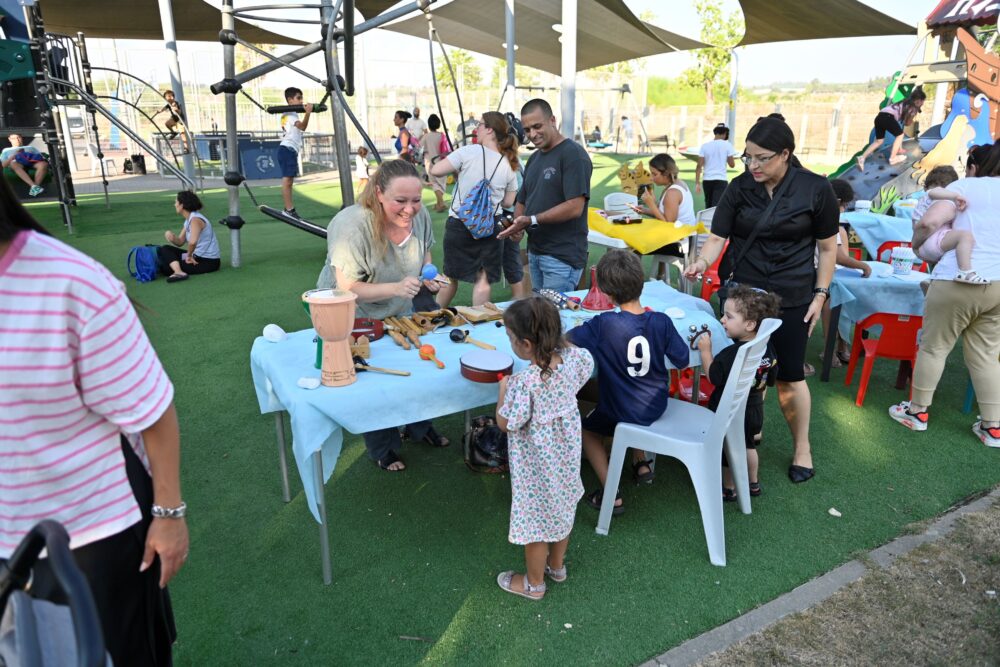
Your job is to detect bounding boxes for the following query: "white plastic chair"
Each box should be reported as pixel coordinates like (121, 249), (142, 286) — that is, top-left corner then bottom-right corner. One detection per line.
(88, 143), (117, 176)
(595, 318), (782, 566)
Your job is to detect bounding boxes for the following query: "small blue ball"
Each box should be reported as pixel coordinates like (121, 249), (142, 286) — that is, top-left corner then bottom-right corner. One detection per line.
(421, 263), (438, 280)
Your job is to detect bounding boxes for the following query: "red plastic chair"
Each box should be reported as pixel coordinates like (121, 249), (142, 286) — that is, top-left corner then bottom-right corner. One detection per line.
(699, 240), (729, 302)
(844, 313), (923, 407)
(670, 368), (715, 406)
(876, 241), (929, 272)
(847, 247), (863, 261)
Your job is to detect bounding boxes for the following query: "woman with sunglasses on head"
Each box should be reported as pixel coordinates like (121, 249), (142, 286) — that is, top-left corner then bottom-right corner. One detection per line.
(683, 117), (839, 485)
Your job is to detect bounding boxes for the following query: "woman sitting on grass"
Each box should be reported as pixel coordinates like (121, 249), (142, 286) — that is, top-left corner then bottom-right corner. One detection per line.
(159, 190), (221, 283)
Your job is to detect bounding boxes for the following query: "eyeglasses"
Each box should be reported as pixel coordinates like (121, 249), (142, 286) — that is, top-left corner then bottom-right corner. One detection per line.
(740, 152), (778, 167)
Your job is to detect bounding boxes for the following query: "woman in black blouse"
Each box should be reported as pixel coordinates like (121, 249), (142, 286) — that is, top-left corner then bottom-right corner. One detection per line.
(684, 118), (839, 484)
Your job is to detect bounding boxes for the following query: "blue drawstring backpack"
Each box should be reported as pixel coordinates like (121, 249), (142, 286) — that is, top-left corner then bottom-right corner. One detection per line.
(455, 146), (504, 240)
(127, 245), (159, 282)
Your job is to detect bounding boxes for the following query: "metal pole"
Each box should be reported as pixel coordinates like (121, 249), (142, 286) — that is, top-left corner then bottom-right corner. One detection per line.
(156, 0), (197, 184)
(312, 450), (332, 585)
(222, 0), (244, 267)
(559, 0), (577, 139)
(322, 0), (356, 208)
(77, 33), (109, 210)
(726, 48), (738, 138)
(504, 0), (515, 113)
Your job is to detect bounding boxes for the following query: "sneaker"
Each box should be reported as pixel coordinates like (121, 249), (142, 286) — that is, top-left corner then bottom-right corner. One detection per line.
(283, 208), (301, 220)
(972, 421), (1000, 448)
(28, 185), (43, 197)
(889, 401), (929, 431)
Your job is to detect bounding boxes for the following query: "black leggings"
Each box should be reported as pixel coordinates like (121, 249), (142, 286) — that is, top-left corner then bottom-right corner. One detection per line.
(158, 245), (221, 276)
(26, 438), (176, 666)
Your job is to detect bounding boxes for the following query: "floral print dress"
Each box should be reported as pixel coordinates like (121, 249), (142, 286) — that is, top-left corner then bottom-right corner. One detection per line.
(498, 346), (594, 545)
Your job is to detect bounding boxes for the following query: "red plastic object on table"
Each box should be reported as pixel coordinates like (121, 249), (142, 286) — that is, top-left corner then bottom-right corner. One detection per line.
(848, 247), (863, 261)
(699, 240), (729, 302)
(669, 368), (715, 406)
(876, 241), (929, 272)
(844, 312), (923, 407)
(581, 266), (615, 311)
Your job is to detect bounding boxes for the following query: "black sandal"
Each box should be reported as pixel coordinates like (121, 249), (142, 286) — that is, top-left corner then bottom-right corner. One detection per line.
(585, 488), (624, 516)
(788, 465), (815, 483)
(402, 426), (450, 447)
(375, 450), (405, 472)
(722, 487), (737, 502)
(749, 482), (762, 497)
(632, 459), (655, 485)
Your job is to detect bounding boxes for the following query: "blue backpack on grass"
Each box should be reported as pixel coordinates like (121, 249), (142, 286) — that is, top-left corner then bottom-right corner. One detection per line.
(127, 245), (160, 282)
(455, 145), (505, 240)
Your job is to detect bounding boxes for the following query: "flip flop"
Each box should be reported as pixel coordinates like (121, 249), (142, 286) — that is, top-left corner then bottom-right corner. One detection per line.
(166, 274), (189, 283)
(375, 450), (405, 472)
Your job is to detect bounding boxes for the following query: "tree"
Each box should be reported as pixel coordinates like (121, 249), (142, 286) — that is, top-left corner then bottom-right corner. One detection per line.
(434, 49), (482, 91)
(681, 0), (743, 104)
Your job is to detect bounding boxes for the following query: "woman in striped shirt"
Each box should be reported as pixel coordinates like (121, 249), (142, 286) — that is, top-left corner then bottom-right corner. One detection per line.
(0, 180), (187, 665)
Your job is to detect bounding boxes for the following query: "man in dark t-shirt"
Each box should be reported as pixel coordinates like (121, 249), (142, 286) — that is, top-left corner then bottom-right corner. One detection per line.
(498, 98), (592, 293)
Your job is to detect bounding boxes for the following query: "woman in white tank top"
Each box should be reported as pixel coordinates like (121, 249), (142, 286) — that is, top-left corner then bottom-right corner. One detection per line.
(634, 153), (696, 267)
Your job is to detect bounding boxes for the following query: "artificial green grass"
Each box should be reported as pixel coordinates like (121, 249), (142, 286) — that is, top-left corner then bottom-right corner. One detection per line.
(26, 154), (997, 666)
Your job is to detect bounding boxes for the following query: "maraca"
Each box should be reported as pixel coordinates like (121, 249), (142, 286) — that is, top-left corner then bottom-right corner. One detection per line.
(449, 328), (495, 350)
(421, 263), (438, 281)
(419, 344), (445, 369)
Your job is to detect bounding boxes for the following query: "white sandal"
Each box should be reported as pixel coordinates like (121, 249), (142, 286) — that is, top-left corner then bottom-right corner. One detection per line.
(497, 571), (546, 600)
(954, 271), (990, 285)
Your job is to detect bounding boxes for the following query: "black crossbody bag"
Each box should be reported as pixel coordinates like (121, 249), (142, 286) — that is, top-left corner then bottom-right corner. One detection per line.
(716, 168), (798, 305)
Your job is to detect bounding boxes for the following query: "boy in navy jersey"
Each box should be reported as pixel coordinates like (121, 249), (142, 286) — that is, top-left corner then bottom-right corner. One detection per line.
(568, 250), (689, 514)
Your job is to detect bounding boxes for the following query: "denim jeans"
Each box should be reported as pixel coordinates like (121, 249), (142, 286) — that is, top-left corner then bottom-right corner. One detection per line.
(528, 252), (583, 294)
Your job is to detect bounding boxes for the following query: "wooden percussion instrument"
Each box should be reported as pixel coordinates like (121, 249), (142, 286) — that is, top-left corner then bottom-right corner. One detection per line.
(449, 329), (495, 350)
(351, 318), (384, 341)
(460, 350), (514, 383)
(302, 288), (358, 387)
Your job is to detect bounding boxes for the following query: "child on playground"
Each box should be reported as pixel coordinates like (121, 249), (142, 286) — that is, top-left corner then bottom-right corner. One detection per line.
(354, 146), (370, 196)
(695, 284), (780, 499)
(911, 165), (988, 284)
(495, 297), (594, 601)
(856, 86), (926, 171)
(278, 87), (313, 219)
(155, 90), (186, 140)
(567, 249), (689, 515)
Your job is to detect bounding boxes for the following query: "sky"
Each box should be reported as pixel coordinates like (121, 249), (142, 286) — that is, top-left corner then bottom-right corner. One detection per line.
(88, 0), (939, 91)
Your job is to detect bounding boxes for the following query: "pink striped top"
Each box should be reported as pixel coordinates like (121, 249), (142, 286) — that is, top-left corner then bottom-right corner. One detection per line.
(0, 230), (174, 557)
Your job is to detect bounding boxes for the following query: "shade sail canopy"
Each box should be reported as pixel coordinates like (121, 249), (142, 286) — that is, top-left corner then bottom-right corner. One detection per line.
(926, 0), (1000, 28)
(382, 0), (707, 75)
(737, 0), (915, 46)
(39, 0), (305, 45)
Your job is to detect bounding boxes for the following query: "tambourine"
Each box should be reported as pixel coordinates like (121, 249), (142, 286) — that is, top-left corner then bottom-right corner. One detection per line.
(687, 323), (710, 350)
(460, 350), (514, 383)
(351, 318), (384, 341)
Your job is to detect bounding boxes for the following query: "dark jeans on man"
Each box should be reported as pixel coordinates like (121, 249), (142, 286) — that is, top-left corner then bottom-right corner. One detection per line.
(703, 180), (728, 208)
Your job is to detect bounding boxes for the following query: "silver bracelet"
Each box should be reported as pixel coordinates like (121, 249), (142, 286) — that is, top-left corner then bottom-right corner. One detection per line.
(151, 501), (187, 519)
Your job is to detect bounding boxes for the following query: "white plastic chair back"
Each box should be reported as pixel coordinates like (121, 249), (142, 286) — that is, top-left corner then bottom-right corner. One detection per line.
(604, 192), (638, 217)
(694, 206), (716, 257)
(703, 318), (781, 447)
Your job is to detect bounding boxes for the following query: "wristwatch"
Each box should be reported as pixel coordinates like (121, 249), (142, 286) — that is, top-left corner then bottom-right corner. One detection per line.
(151, 501), (187, 519)
(813, 287), (830, 297)
(529, 215), (539, 228)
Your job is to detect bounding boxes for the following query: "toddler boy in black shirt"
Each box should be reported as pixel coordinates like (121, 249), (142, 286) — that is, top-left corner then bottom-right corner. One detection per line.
(696, 284), (780, 499)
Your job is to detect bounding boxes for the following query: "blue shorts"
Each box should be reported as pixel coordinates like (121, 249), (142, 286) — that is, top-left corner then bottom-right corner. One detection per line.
(582, 408), (619, 438)
(277, 145), (299, 178)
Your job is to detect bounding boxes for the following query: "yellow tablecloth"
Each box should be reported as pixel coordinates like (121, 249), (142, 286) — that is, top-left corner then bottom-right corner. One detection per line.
(588, 208), (706, 255)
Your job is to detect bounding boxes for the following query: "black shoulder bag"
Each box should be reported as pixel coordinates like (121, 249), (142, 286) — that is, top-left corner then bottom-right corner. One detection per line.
(716, 168), (798, 305)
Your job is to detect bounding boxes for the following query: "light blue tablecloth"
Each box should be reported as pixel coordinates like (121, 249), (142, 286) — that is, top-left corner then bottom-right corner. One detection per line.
(829, 262), (927, 341)
(250, 281), (729, 521)
(842, 211), (913, 259)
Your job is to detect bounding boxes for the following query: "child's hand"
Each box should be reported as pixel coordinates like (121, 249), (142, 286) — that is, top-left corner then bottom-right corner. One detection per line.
(955, 195), (968, 212)
(696, 331), (712, 351)
(303, 103), (314, 113)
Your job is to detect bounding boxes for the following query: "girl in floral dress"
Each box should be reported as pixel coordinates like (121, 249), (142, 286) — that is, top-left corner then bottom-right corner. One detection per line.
(496, 297), (594, 600)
